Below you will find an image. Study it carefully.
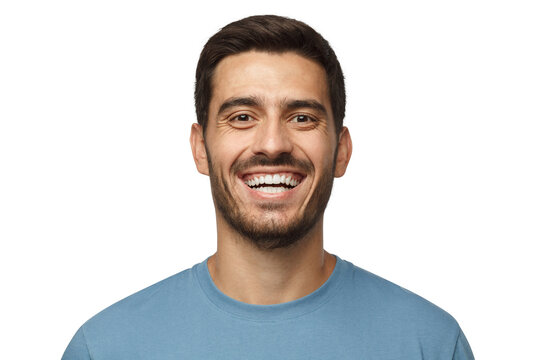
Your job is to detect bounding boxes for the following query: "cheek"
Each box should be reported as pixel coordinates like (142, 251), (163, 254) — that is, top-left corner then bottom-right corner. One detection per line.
(208, 136), (251, 174)
(294, 134), (336, 170)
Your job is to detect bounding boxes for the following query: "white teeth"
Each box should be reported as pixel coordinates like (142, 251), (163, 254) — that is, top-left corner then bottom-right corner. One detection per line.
(245, 174), (302, 189)
(255, 186), (287, 193)
(285, 176), (291, 185)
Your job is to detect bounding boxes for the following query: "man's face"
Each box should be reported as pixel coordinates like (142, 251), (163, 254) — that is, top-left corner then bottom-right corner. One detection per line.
(191, 51), (351, 250)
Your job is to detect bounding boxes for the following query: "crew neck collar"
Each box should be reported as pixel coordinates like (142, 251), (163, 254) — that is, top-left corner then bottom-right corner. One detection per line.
(194, 254), (346, 321)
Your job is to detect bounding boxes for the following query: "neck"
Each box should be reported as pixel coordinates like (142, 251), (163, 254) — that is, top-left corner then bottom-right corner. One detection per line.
(207, 216), (336, 305)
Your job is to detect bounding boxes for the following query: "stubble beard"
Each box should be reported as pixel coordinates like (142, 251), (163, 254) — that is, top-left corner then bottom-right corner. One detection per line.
(207, 151), (337, 251)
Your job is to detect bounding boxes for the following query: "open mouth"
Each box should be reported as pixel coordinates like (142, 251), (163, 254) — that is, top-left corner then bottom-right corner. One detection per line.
(242, 173), (303, 194)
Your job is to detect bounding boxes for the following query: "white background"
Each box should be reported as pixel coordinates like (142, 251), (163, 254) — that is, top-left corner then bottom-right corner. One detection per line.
(1, 0), (539, 358)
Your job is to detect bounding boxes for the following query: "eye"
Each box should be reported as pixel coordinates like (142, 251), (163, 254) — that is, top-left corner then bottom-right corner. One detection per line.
(233, 114), (252, 122)
(290, 114), (316, 123)
(228, 113), (256, 129)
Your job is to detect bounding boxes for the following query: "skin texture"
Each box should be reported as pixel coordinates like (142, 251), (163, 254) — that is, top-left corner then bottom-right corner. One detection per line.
(190, 51), (352, 305)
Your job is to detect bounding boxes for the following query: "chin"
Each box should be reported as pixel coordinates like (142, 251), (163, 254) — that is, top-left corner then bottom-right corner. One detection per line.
(224, 210), (321, 250)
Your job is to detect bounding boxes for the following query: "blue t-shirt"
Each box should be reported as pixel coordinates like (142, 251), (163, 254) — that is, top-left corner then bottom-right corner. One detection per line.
(62, 256), (474, 359)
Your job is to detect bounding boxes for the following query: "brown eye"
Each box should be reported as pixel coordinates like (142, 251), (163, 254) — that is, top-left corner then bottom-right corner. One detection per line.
(228, 113), (256, 129)
(291, 114), (314, 123)
(235, 114), (251, 121)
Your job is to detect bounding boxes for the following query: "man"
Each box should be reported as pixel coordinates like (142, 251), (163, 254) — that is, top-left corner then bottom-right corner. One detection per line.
(63, 15), (474, 359)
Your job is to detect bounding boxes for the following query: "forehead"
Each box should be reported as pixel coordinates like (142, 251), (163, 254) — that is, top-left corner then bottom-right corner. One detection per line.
(210, 51), (330, 112)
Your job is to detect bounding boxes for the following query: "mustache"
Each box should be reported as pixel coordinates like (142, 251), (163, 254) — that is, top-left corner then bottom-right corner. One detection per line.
(232, 153), (313, 174)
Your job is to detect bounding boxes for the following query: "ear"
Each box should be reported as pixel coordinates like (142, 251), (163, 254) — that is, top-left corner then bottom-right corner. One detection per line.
(334, 126), (352, 178)
(190, 123), (209, 176)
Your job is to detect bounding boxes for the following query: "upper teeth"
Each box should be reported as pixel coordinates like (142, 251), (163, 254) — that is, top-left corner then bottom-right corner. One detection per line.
(244, 174), (299, 187)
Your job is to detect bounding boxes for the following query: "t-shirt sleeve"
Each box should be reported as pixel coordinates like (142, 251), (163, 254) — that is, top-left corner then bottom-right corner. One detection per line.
(452, 328), (475, 360)
(62, 326), (92, 360)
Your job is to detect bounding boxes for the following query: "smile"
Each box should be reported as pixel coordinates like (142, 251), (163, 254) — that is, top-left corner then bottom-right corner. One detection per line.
(243, 173), (302, 194)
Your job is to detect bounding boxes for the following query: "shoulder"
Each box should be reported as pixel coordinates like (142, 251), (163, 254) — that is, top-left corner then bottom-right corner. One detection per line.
(328, 258), (474, 358)
(62, 263), (204, 359)
(341, 259), (461, 335)
(81, 263), (199, 336)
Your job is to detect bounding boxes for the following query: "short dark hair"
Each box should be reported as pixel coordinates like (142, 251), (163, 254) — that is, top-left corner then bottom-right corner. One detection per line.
(195, 15), (345, 135)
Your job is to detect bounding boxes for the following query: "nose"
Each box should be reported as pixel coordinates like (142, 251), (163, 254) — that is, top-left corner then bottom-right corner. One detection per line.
(251, 116), (293, 158)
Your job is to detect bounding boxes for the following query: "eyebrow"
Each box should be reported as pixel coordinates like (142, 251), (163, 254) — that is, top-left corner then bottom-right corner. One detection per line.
(217, 96), (328, 117)
(284, 99), (328, 117)
(217, 96), (264, 116)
